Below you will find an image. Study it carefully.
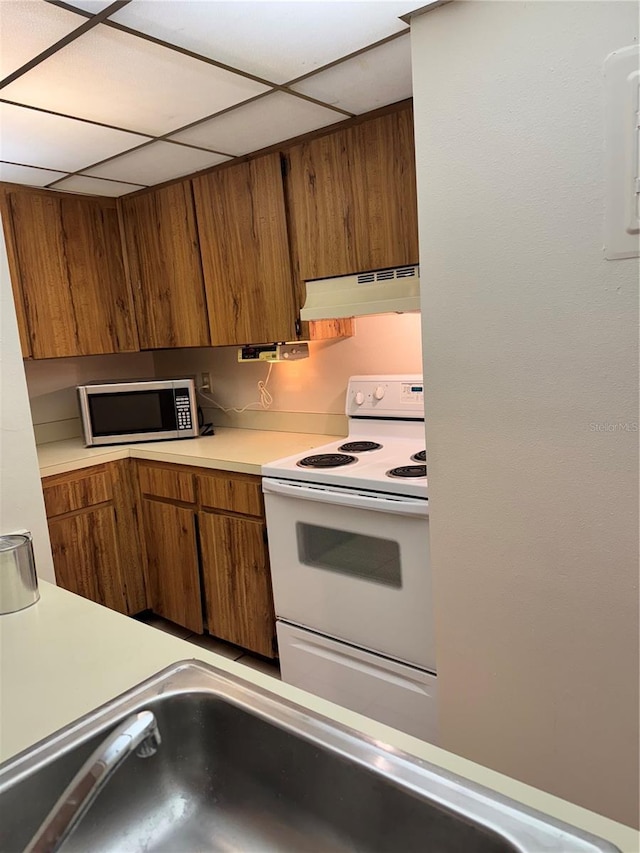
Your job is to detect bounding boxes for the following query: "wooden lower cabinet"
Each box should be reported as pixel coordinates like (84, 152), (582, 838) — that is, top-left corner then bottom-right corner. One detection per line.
(43, 460), (146, 615)
(199, 511), (275, 658)
(44, 459), (276, 657)
(140, 498), (203, 634)
(136, 461), (276, 657)
(49, 505), (127, 612)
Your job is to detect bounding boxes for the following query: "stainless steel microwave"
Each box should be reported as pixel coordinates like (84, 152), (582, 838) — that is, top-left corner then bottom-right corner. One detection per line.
(77, 379), (199, 447)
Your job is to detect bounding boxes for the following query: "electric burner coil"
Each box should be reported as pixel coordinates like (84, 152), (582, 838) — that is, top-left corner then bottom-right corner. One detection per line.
(338, 441), (383, 453)
(386, 464), (427, 479)
(297, 454), (357, 469)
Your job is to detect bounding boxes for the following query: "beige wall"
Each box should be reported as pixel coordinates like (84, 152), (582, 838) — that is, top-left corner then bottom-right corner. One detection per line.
(0, 223), (54, 582)
(153, 312), (423, 434)
(412, 1), (639, 827)
(25, 351), (155, 444)
(22, 312), (423, 441)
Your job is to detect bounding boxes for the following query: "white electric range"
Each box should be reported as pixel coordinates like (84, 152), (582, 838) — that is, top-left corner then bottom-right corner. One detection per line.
(262, 375), (437, 743)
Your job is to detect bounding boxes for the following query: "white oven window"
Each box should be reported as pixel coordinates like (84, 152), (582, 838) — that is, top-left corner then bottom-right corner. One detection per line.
(296, 523), (402, 588)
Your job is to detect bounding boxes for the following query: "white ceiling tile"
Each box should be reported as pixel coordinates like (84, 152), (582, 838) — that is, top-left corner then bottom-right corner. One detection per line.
(52, 175), (145, 197)
(58, 1), (116, 11)
(169, 93), (343, 157)
(0, 102), (148, 172)
(109, 1), (413, 84)
(1, 25), (270, 136)
(291, 35), (412, 114)
(84, 141), (231, 185)
(0, 1), (82, 80)
(0, 162), (67, 188)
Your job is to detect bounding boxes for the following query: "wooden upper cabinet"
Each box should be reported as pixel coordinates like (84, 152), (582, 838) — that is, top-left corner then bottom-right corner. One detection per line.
(119, 181), (211, 349)
(192, 153), (297, 346)
(0, 191), (31, 357)
(284, 105), (419, 290)
(7, 189), (138, 359)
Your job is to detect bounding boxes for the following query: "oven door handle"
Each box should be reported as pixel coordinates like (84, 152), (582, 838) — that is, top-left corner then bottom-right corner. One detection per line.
(262, 478), (429, 517)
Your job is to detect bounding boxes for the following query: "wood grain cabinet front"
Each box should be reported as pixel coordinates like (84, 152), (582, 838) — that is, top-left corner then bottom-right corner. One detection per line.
(140, 498), (204, 634)
(135, 462), (276, 655)
(4, 187), (139, 359)
(199, 511), (275, 658)
(42, 461), (146, 615)
(284, 104), (419, 289)
(119, 181), (211, 350)
(192, 153), (297, 346)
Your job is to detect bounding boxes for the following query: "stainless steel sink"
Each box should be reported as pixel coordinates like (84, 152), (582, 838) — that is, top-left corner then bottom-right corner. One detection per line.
(0, 661), (620, 853)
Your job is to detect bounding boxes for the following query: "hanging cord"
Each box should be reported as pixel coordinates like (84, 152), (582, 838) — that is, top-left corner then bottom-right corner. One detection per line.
(197, 405), (214, 436)
(198, 362), (274, 414)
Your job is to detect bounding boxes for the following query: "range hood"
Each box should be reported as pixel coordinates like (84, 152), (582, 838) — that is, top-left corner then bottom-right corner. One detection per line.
(299, 265), (420, 320)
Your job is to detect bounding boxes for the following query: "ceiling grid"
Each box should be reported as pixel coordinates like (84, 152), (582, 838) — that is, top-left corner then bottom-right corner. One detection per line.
(0, 0), (416, 194)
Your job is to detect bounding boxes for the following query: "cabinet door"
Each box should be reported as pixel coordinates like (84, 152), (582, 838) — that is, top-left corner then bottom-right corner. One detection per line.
(120, 182), (211, 349)
(48, 505), (128, 613)
(193, 154), (297, 345)
(8, 190), (138, 358)
(111, 459), (147, 615)
(199, 512), (275, 657)
(0, 190), (31, 357)
(285, 106), (419, 288)
(141, 498), (203, 633)
(43, 462), (147, 615)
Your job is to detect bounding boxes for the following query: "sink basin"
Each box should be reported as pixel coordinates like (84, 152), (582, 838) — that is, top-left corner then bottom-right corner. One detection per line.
(0, 660), (620, 853)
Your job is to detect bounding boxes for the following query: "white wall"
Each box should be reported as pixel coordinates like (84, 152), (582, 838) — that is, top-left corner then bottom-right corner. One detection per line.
(0, 223), (54, 582)
(25, 352), (156, 444)
(153, 312), (423, 433)
(412, 1), (639, 827)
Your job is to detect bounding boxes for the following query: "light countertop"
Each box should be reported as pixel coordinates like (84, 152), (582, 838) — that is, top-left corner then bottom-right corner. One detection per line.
(37, 428), (341, 478)
(0, 583), (637, 851)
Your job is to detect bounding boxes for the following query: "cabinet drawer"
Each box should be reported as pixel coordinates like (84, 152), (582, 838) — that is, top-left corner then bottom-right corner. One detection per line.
(43, 467), (113, 517)
(198, 472), (263, 517)
(138, 463), (196, 504)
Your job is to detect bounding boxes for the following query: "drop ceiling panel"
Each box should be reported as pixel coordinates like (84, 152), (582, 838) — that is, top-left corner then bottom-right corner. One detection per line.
(52, 175), (145, 197)
(85, 141), (231, 185)
(0, 162), (67, 188)
(0, 1), (82, 80)
(0, 102), (147, 172)
(169, 92), (344, 157)
(291, 35), (412, 115)
(109, 0), (413, 84)
(1, 25), (271, 136)
(59, 1), (116, 11)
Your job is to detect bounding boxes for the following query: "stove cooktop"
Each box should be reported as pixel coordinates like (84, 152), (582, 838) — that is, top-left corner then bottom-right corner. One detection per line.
(263, 435), (428, 498)
(262, 374), (428, 498)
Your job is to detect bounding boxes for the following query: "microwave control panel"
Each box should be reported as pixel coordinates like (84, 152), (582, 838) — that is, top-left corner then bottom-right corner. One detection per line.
(175, 389), (193, 431)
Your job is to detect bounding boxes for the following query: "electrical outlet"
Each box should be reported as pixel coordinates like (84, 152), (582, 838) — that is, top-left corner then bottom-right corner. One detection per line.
(200, 372), (211, 391)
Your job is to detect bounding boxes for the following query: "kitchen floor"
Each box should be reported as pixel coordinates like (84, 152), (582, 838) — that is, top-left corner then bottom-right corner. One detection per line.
(135, 613), (281, 679)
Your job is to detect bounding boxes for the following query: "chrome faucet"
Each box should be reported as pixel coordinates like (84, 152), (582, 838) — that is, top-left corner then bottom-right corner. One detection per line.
(25, 710), (161, 853)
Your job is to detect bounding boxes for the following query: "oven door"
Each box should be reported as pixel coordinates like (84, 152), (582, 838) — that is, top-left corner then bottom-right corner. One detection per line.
(262, 478), (435, 671)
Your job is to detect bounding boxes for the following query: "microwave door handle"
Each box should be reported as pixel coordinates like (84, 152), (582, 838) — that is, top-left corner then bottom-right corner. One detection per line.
(262, 478), (428, 518)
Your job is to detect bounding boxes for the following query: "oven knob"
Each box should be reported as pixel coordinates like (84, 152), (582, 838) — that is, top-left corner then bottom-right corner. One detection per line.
(355, 391), (365, 405)
(374, 385), (385, 400)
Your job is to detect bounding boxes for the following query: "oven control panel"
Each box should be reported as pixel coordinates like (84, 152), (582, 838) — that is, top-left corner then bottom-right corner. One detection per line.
(346, 375), (424, 419)
(401, 383), (424, 404)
